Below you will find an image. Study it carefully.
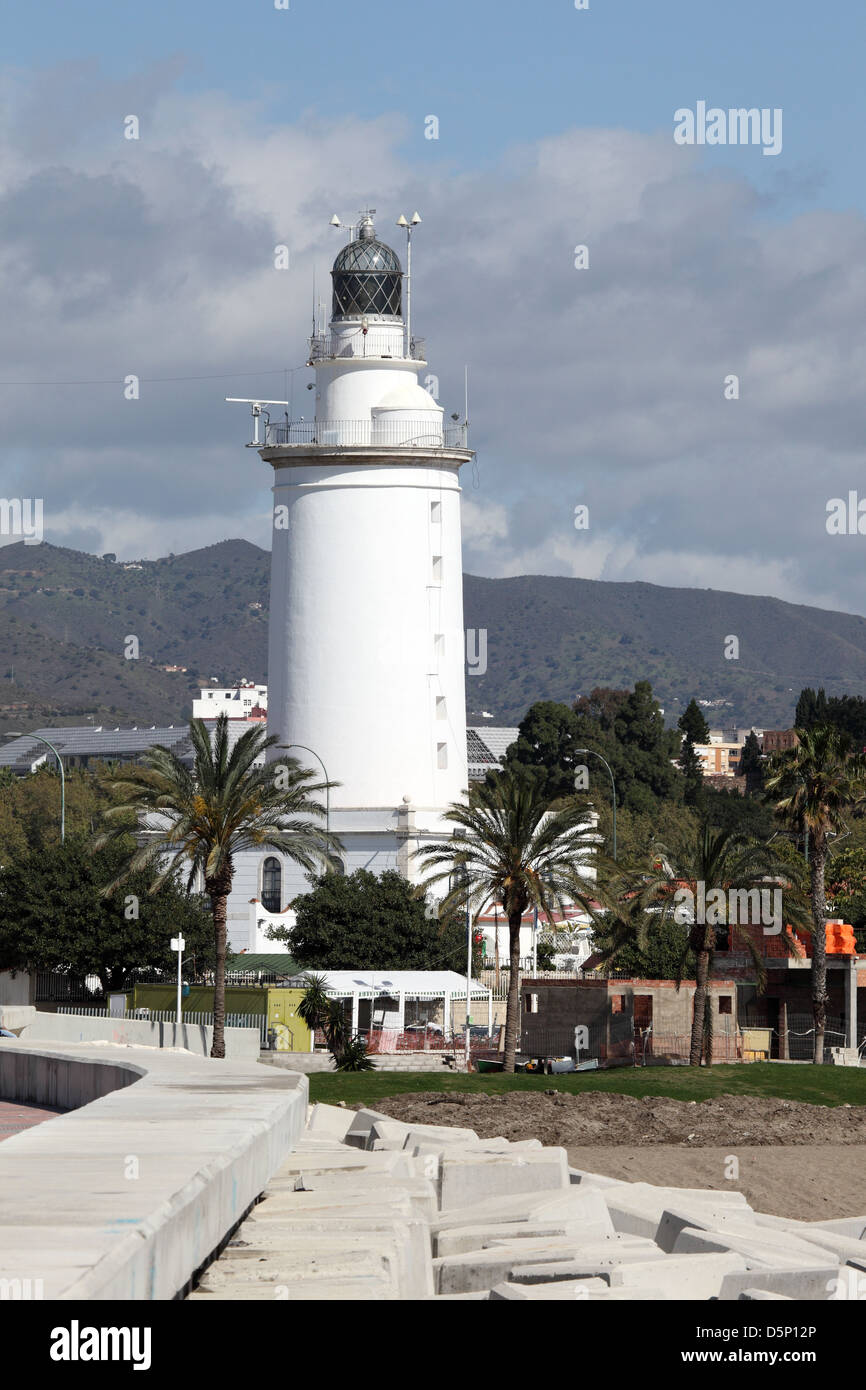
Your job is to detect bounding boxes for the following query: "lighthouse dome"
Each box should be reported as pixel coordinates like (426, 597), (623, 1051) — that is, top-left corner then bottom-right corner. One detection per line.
(332, 223), (403, 322)
(374, 383), (440, 412)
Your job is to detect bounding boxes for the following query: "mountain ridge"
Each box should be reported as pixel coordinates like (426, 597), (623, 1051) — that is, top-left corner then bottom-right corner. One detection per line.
(2, 540), (865, 732)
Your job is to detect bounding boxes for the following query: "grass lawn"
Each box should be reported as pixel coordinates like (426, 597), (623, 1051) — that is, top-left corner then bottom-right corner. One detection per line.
(308, 1062), (866, 1109)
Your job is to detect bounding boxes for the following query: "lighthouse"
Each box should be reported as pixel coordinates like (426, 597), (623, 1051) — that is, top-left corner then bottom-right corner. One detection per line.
(261, 210), (473, 884)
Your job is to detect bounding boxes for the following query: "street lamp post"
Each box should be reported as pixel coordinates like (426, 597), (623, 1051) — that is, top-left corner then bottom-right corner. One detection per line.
(575, 748), (617, 861)
(171, 935), (185, 1028)
(277, 743), (330, 838)
(4, 731), (65, 842)
(449, 853), (473, 1071)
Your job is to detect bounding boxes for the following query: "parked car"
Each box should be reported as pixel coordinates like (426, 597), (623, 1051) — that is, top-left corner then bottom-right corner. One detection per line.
(403, 1022), (443, 1035)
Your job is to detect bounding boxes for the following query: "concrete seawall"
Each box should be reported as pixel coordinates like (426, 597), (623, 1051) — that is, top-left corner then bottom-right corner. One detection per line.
(17, 1010), (261, 1059)
(0, 1040), (307, 1299)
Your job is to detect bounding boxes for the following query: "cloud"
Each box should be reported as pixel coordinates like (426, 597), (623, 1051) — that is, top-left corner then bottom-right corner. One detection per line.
(0, 62), (864, 623)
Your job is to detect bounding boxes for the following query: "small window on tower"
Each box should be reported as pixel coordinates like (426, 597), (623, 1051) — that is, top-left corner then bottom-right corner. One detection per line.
(432, 555), (442, 584)
(434, 633), (445, 660)
(437, 742), (448, 769)
(719, 996), (732, 1015)
(436, 697), (447, 720)
(430, 500), (442, 523)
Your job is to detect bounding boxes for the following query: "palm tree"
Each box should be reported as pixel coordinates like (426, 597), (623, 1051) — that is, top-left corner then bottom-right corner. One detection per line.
(575, 827), (808, 1066)
(415, 769), (598, 1073)
(764, 726), (866, 1063)
(297, 973), (374, 1072)
(94, 715), (340, 1058)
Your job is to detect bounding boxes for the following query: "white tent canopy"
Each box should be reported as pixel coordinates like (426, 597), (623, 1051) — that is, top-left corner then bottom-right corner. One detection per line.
(316, 969), (493, 1036)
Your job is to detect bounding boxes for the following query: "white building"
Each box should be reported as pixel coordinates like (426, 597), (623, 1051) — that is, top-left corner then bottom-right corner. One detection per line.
(225, 209), (474, 953)
(191, 684), (267, 720)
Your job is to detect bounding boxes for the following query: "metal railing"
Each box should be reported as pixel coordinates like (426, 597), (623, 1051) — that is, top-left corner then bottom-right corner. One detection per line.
(36, 970), (104, 1003)
(308, 331), (426, 362)
(263, 418), (468, 449)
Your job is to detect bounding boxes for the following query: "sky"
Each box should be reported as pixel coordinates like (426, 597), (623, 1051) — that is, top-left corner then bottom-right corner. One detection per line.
(1, 0), (866, 616)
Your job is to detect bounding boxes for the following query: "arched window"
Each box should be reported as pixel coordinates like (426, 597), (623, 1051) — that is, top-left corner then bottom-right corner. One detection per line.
(261, 857), (282, 913)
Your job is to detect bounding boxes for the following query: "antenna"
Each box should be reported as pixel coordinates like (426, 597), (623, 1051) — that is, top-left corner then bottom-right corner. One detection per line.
(225, 397), (290, 447)
(396, 211), (421, 359)
(464, 365), (470, 426)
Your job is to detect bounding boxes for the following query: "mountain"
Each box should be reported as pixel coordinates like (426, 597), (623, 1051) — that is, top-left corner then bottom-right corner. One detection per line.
(2, 540), (866, 733)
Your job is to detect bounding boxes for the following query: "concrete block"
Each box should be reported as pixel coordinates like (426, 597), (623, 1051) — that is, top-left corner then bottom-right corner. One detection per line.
(435, 1233), (650, 1295)
(656, 1204), (757, 1253)
(569, 1168), (627, 1189)
(438, 1148), (570, 1211)
(368, 1119), (412, 1147)
(672, 1225), (845, 1269)
(604, 1185), (752, 1239)
(608, 1253), (749, 1299)
(490, 1280), (665, 1301)
(402, 1125), (480, 1150)
(738, 1289), (794, 1300)
(433, 1186), (614, 1235)
(305, 1103), (356, 1141)
(808, 1217), (866, 1240)
(436, 1220), (633, 1258)
(507, 1240), (674, 1285)
(435, 1244), (603, 1295)
(344, 1109), (393, 1148)
(427, 1292), (491, 1300)
(780, 1229), (866, 1271)
(191, 1273), (394, 1300)
(718, 1266), (842, 1301)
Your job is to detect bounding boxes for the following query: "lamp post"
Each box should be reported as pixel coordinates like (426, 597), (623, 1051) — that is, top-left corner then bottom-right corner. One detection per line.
(575, 748), (617, 861)
(4, 731), (65, 841)
(449, 853), (473, 1071)
(396, 212), (422, 358)
(277, 743), (330, 838)
(171, 935), (185, 1028)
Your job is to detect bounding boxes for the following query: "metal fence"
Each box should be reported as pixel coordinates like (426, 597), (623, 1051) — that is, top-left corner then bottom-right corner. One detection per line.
(263, 418), (468, 449)
(35, 971), (103, 1003)
(316, 1025), (502, 1055)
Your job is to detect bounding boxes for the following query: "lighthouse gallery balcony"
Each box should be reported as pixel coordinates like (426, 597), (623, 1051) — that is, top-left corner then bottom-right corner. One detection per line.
(263, 418), (469, 449)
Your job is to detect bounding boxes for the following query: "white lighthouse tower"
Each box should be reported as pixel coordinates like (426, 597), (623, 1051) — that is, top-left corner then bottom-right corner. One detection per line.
(261, 210), (473, 886)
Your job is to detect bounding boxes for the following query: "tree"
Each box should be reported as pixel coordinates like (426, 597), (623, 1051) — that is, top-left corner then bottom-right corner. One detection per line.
(501, 701), (584, 802)
(505, 683), (684, 816)
(271, 869), (467, 970)
(677, 700), (709, 806)
(94, 715), (337, 1058)
(678, 737), (704, 807)
(795, 687), (828, 730)
(678, 699), (711, 746)
(698, 785), (775, 838)
(0, 762), (124, 863)
(577, 827), (807, 1065)
(415, 769), (598, 1072)
(0, 836), (213, 991)
(765, 726), (866, 1062)
(739, 731), (764, 795)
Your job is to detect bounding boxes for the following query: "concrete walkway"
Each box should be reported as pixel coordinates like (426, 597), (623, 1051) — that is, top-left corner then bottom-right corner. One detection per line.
(0, 1098), (64, 1141)
(0, 1040), (307, 1299)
